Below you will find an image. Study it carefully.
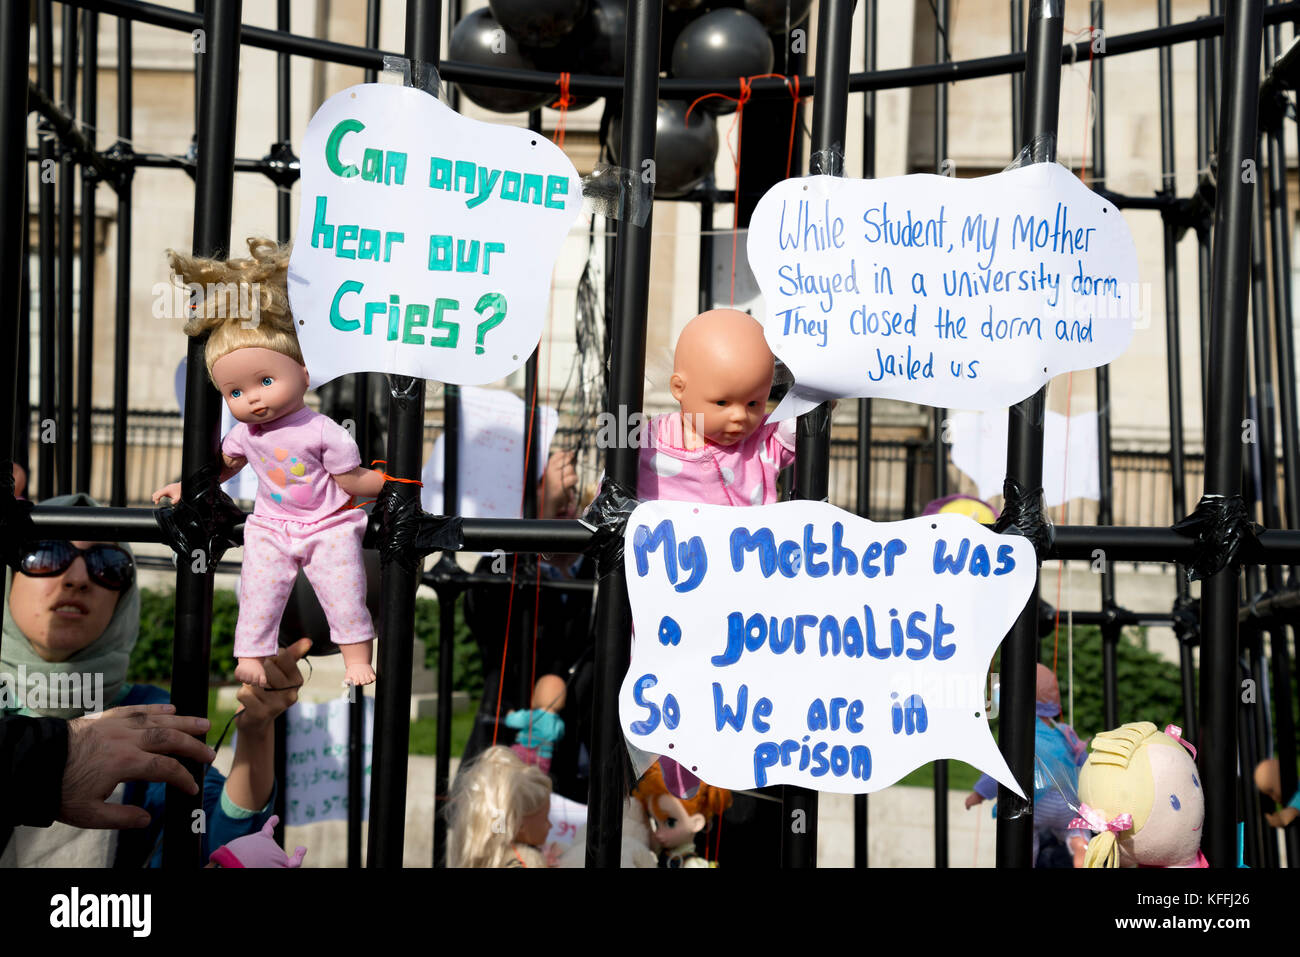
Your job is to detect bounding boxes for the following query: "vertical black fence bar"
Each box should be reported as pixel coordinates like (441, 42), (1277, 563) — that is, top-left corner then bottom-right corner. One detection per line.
(434, 0), (460, 864)
(1010, 0), (1024, 150)
(270, 0), (292, 855)
(1197, 27), (1215, 410)
(698, 183), (713, 314)
(1198, 0), (1263, 868)
(996, 0), (1061, 870)
(57, 4), (77, 496)
(431, 443), (459, 867)
(585, 0), (660, 869)
(368, 0), (440, 869)
(18, 210), (30, 481)
(0, 0), (30, 510)
(931, 0), (950, 872)
(110, 16), (133, 507)
(37, 2), (56, 501)
(163, 0), (242, 868)
(1159, 0), (1196, 738)
(1089, 0), (1122, 733)
(76, 10), (97, 495)
(1249, 95), (1285, 869)
(853, 0), (877, 872)
(784, 0), (854, 870)
(517, 108), (543, 711)
(1263, 21), (1300, 867)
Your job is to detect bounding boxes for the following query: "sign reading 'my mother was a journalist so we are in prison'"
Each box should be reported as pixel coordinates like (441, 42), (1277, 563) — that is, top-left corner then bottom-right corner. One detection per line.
(289, 83), (583, 387)
(620, 501), (1035, 796)
(748, 161), (1141, 418)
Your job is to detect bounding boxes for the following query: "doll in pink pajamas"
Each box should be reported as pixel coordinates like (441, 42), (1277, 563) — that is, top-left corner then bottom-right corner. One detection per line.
(153, 238), (387, 688)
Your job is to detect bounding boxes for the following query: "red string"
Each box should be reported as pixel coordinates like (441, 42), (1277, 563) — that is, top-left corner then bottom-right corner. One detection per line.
(687, 75), (802, 306)
(347, 460), (422, 509)
(492, 553), (520, 747)
(552, 72), (572, 150)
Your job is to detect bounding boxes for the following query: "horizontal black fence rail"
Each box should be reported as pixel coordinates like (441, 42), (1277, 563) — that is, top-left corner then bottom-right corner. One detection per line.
(2, 0), (1299, 871)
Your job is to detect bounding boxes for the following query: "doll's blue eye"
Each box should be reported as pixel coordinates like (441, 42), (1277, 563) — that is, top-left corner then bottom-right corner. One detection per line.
(716, 401), (726, 407)
(1192, 774), (1200, 789)
(230, 389), (242, 398)
(1170, 794), (1181, 811)
(261, 376), (274, 387)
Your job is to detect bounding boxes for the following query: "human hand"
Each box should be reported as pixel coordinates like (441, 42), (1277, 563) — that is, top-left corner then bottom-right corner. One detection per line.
(235, 638), (310, 730)
(964, 792), (984, 810)
(152, 482), (183, 505)
(539, 450), (578, 520)
(60, 703), (215, 829)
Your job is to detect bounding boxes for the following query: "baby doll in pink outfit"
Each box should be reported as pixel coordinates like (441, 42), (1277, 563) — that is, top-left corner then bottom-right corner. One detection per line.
(638, 308), (796, 507)
(153, 239), (386, 689)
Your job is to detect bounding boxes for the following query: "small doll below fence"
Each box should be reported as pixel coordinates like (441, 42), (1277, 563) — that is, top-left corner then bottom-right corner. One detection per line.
(153, 238), (387, 688)
(446, 746), (554, 868)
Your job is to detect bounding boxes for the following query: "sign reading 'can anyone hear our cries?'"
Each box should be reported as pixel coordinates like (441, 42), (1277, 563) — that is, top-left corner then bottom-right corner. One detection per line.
(619, 500), (1032, 796)
(289, 83), (583, 387)
(747, 162), (1140, 418)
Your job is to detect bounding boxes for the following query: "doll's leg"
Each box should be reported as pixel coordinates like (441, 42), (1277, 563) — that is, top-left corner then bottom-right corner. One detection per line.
(234, 517), (298, 687)
(301, 510), (375, 686)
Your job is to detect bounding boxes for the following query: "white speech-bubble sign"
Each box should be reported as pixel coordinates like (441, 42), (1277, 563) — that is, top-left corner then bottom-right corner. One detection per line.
(619, 500), (1032, 796)
(289, 83), (583, 387)
(747, 163), (1140, 416)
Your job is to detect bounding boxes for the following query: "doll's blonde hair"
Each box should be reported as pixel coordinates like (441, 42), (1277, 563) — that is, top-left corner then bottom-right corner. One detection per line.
(1078, 721), (1184, 868)
(166, 237), (303, 381)
(445, 746), (552, 868)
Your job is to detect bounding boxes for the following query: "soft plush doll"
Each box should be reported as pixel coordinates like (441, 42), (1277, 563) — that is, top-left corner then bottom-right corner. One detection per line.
(1076, 721), (1206, 868)
(207, 816), (306, 868)
(632, 760), (732, 868)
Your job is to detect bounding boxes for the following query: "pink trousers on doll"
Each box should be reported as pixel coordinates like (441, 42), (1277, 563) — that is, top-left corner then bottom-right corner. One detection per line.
(235, 509), (373, 659)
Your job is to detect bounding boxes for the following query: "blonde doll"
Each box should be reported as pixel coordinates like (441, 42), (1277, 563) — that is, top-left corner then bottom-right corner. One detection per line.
(446, 746), (553, 868)
(1075, 721), (1206, 868)
(153, 238), (386, 688)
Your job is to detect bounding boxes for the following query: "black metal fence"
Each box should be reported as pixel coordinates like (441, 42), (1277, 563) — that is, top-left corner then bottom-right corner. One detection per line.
(3, 0), (1300, 873)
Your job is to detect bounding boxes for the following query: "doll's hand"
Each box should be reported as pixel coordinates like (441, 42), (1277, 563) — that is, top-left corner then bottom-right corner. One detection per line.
(964, 792), (984, 810)
(152, 481), (183, 505)
(236, 638), (310, 730)
(235, 658), (269, 689)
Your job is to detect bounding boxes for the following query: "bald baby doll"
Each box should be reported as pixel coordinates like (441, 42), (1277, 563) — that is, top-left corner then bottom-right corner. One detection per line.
(638, 309), (796, 506)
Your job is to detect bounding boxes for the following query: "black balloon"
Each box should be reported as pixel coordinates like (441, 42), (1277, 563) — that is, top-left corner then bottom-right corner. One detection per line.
(450, 8), (553, 114)
(671, 9), (774, 114)
(531, 0), (626, 110)
(743, 0), (811, 31)
(608, 100), (719, 199)
(488, 0), (589, 49)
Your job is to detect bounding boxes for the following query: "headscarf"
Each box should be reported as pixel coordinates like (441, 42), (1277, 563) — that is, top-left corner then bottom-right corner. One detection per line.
(1, 493), (141, 718)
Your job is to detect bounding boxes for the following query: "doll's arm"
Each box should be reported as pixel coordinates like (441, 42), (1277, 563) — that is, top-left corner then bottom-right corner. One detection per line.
(333, 466), (386, 499)
(152, 453), (246, 504)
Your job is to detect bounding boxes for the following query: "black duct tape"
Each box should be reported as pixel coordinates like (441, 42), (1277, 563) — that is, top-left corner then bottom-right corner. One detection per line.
(0, 492), (35, 570)
(993, 478), (1054, 560)
(1171, 593), (1200, 646)
(1172, 493), (1262, 583)
(578, 478), (640, 577)
(374, 480), (463, 575)
(153, 460), (245, 566)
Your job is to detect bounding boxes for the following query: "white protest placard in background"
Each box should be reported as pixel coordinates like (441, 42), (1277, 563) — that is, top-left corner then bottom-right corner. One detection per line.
(619, 501), (1033, 795)
(280, 696), (373, 827)
(948, 409), (1100, 506)
(546, 793), (587, 849)
(421, 385), (558, 518)
(746, 163), (1141, 416)
(289, 83), (583, 387)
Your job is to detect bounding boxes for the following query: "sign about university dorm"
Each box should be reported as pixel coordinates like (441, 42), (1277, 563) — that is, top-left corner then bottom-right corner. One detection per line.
(289, 83), (583, 386)
(747, 162), (1140, 415)
(619, 500), (1032, 795)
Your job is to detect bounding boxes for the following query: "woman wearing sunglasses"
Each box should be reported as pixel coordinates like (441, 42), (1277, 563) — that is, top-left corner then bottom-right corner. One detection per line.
(1, 493), (306, 867)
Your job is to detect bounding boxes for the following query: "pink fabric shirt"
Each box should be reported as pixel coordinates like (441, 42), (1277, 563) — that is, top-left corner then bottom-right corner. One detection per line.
(637, 413), (797, 507)
(222, 406), (360, 523)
